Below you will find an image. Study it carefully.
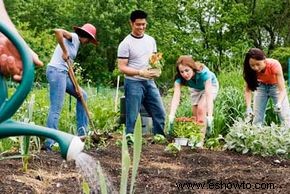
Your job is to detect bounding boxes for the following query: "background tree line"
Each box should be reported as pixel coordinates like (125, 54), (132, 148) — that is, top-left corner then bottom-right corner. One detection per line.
(5, 0), (290, 87)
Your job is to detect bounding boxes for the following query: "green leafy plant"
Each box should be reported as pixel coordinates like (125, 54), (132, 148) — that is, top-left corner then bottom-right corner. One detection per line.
(173, 120), (203, 139)
(225, 119), (290, 158)
(205, 135), (225, 150)
(1, 94), (42, 172)
(188, 135), (203, 148)
(97, 161), (108, 194)
(171, 119), (203, 149)
(213, 86), (245, 137)
(165, 143), (181, 155)
(130, 115), (142, 194)
(21, 94), (36, 172)
(120, 115), (143, 194)
(82, 181), (90, 194)
(153, 134), (167, 144)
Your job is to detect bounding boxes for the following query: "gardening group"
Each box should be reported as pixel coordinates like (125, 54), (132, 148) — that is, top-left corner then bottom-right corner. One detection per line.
(1, 4), (290, 149)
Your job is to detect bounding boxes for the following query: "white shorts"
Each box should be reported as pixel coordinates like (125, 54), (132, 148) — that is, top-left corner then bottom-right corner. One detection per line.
(190, 85), (219, 105)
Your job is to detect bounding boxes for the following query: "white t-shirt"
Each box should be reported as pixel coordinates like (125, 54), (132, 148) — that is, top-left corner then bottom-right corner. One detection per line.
(48, 32), (80, 71)
(117, 33), (157, 80)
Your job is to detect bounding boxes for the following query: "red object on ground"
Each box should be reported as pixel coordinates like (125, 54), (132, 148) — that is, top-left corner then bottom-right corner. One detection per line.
(175, 117), (204, 126)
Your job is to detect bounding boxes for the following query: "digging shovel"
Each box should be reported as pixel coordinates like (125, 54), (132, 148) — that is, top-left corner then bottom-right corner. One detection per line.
(66, 59), (95, 130)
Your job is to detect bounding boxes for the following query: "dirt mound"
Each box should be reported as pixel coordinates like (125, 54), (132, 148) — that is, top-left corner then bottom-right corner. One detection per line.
(0, 137), (289, 193)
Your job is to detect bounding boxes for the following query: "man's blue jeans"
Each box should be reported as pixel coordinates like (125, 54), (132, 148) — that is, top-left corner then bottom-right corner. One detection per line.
(124, 78), (165, 135)
(253, 83), (290, 126)
(45, 66), (88, 147)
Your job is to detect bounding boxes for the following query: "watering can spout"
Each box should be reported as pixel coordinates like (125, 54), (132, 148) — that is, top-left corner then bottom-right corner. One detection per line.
(66, 136), (84, 161)
(0, 120), (84, 161)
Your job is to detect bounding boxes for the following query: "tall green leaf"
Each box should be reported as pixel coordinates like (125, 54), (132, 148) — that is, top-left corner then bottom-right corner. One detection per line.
(97, 161), (108, 194)
(120, 128), (131, 194)
(130, 115), (142, 194)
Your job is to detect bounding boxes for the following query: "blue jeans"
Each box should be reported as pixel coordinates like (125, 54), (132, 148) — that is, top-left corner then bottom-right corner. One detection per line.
(45, 66), (88, 147)
(124, 78), (166, 135)
(253, 83), (290, 126)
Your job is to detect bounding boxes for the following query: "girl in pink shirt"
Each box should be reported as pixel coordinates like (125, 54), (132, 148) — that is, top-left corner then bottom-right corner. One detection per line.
(243, 48), (290, 126)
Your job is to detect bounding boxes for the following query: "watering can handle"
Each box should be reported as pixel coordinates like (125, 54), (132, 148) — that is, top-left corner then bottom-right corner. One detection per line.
(0, 22), (34, 123)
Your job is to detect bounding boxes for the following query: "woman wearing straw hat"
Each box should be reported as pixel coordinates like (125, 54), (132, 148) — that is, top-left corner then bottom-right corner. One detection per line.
(44, 23), (97, 150)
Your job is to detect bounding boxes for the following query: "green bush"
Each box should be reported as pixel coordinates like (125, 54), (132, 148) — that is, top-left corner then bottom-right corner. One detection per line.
(270, 47), (290, 81)
(225, 120), (290, 158)
(213, 86), (245, 137)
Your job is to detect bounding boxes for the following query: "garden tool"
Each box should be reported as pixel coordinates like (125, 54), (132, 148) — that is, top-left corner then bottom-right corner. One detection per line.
(0, 22), (84, 161)
(66, 59), (95, 130)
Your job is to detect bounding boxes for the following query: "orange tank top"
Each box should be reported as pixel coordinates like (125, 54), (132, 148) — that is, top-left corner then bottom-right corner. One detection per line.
(257, 58), (282, 84)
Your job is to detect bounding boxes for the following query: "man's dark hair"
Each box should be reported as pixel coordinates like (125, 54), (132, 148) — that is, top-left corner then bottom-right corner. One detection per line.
(130, 10), (147, 22)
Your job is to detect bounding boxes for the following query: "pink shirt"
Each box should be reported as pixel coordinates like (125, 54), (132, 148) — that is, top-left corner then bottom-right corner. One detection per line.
(257, 58), (282, 84)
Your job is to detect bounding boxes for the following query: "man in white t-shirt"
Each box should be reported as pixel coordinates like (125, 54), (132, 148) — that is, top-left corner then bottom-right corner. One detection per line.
(117, 10), (166, 139)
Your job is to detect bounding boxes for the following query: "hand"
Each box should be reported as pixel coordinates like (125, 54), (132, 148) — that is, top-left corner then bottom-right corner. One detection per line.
(0, 33), (43, 81)
(245, 107), (253, 116)
(62, 51), (69, 62)
(206, 116), (213, 137)
(75, 86), (82, 98)
(168, 114), (175, 136)
(148, 68), (161, 78)
(206, 116), (213, 128)
(244, 107), (254, 123)
(274, 103), (281, 113)
(139, 68), (159, 79)
(0, 33), (22, 80)
(168, 114), (175, 124)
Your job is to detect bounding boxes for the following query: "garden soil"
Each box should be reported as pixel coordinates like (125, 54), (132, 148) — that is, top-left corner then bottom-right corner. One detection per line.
(0, 135), (290, 194)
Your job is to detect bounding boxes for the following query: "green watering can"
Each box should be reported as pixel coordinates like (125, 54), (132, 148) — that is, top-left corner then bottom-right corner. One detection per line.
(0, 22), (84, 161)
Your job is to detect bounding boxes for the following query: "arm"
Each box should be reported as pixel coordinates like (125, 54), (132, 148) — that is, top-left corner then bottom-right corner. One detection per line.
(117, 58), (140, 76)
(244, 83), (254, 117)
(169, 82), (182, 120)
(244, 84), (252, 110)
(117, 58), (158, 78)
(53, 29), (72, 61)
(204, 80), (213, 117)
(276, 69), (287, 106)
(0, 1), (18, 35)
(0, 1), (43, 81)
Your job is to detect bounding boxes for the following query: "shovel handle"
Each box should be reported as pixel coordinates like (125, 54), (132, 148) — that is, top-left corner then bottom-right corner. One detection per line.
(66, 60), (95, 129)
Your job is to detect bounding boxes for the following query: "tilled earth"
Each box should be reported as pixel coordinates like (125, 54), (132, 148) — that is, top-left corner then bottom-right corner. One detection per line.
(0, 136), (290, 194)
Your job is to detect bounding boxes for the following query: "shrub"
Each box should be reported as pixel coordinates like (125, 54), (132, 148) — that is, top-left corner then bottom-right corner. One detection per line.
(225, 119), (290, 158)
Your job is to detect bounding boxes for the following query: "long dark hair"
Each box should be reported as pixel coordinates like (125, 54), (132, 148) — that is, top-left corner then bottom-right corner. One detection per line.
(243, 48), (266, 91)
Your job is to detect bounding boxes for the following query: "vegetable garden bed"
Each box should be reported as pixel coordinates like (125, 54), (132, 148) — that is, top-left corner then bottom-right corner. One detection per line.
(0, 134), (290, 193)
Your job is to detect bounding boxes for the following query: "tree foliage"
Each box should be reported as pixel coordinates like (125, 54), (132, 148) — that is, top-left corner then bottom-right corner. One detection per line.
(4, 0), (290, 86)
